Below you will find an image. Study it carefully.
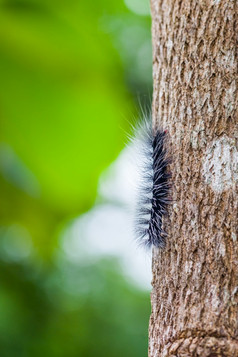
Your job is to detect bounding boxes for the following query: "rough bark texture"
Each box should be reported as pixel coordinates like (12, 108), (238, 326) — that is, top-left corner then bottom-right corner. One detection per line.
(150, 1), (238, 356)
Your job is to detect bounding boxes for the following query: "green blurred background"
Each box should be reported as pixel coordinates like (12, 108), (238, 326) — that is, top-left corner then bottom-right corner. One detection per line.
(0, 0), (152, 356)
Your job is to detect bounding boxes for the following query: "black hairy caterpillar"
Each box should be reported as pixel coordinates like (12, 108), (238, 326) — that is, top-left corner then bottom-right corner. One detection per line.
(134, 120), (171, 248)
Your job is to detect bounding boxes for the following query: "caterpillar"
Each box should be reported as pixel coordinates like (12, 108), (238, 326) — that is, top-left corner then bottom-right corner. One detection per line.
(134, 119), (171, 248)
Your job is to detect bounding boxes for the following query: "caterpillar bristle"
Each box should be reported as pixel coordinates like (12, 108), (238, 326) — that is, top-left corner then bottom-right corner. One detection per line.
(134, 119), (171, 248)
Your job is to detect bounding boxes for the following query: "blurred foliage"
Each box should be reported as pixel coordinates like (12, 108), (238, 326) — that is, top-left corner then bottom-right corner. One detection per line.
(0, 0), (152, 256)
(0, 0), (152, 355)
(0, 257), (150, 357)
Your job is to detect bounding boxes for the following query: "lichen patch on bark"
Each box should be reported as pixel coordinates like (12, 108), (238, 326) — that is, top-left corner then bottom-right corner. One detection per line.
(202, 136), (238, 193)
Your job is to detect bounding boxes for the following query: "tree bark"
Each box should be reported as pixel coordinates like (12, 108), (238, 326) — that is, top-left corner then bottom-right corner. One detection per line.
(150, 1), (238, 356)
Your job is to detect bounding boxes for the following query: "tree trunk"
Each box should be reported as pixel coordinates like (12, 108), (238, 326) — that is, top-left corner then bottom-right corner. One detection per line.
(149, 1), (238, 356)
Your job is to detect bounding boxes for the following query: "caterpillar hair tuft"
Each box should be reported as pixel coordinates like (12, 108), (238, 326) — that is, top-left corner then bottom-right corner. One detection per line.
(134, 119), (171, 248)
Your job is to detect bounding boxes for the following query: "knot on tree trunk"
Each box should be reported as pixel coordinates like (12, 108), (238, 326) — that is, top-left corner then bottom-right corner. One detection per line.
(164, 336), (238, 357)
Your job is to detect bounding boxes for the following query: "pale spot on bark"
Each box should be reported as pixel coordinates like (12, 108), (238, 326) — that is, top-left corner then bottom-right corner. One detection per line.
(191, 122), (206, 150)
(225, 80), (236, 116)
(173, 203), (178, 213)
(206, 285), (220, 311)
(231, 232), (237, 242)
(219, 242), (226, 257)
(202, 136), (238, 193)
(184, 260), (193, 274)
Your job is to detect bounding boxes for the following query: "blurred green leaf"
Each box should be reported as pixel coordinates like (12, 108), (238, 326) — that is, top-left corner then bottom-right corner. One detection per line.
(0, 1), (129, 213)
